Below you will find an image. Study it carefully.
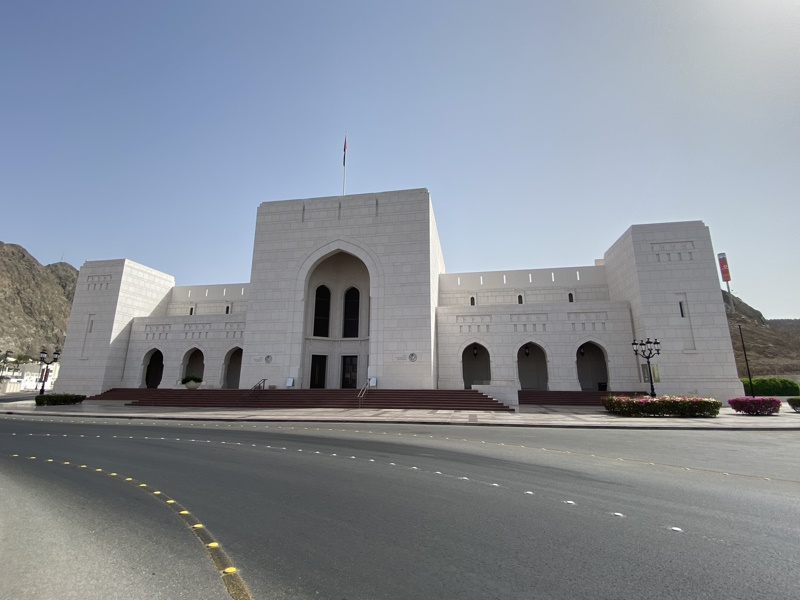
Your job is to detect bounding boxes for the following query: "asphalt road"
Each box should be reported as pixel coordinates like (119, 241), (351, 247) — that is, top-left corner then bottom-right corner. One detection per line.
(2, 415), (798, 599)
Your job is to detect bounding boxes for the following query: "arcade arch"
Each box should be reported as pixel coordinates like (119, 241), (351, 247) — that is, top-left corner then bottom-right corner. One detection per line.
(142, 349), (164, 388)
(576, 342), (608, 391)
(517, 343), (548, 390)
(462, 343), (491, 389)
(182, 347), (205, 382)
(222, 347), (243, 389)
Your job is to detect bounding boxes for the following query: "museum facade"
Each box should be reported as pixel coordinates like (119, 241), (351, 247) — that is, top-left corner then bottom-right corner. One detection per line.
(55, 188), (742, 404)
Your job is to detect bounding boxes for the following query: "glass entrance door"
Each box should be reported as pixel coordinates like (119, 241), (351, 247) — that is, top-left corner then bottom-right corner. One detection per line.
(310, 355), (327, 389)
(341, 355), (358, 389)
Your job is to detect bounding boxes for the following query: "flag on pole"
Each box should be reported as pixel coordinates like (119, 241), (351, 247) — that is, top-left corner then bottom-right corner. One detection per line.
(343, 135), (347, 167)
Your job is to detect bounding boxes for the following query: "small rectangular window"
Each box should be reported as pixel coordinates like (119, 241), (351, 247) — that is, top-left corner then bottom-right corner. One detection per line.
(679, 301), (685, 317)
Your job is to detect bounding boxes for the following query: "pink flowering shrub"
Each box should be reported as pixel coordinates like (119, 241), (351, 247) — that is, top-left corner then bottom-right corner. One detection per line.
(728, 397), (781, 416)
(602, 395), (721, 417)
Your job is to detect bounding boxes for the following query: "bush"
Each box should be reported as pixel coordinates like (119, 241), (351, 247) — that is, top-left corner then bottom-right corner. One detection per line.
(602, 395), (721, 418)
(35, 394), (86, 406)
(788, 398), (800, 413)
(728, 397), (781, 415)
(181, 375), (202, 384)
(741, 377), (800, 396)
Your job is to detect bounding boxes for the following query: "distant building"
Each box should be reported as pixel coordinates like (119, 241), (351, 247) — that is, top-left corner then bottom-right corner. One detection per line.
(55, 188), (741, 404)
(0, 361), (59, 394)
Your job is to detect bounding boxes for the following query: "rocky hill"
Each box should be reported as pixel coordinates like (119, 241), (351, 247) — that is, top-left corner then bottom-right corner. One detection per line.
(722, 291), (800, 380)
(0, 242), (77, 357)
(768, 319), (800, 341)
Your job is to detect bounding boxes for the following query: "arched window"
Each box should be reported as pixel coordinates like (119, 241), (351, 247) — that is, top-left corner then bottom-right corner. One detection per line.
(343, 287), (360, 338)
(517, 295), (523, 304)
(568, 293), (574, 303)
(313, 285), (331, 337)
(189, 307), (194, 315)
(470, 296), (475, 306)
(225, 305), (230, 314)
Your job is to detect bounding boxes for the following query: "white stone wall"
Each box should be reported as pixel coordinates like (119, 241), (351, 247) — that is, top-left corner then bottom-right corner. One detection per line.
(166, 283), (249, 317)
(55, 260), (174, 396)
(603, 221), (742, 400)
(429, 200), (446, 387)
(436, 300), (640, 401)
(120, 314), (247, 389)
(239, 189), (440, 390)
(438, 266), (610, 307)
(55, 190), (740, 402)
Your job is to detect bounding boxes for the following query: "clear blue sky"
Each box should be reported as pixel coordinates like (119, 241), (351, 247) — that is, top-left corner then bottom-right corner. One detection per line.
(2, 1), (798, 318)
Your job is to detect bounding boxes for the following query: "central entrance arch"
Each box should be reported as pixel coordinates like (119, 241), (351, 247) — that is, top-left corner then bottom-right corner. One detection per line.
(303, 251), (370, 389)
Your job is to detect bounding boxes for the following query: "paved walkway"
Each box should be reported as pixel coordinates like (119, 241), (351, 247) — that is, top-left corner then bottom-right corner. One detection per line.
(3, 398), (799, 430)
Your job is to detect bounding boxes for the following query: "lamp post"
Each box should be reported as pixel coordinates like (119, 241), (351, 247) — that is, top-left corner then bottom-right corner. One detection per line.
(632, 338), (660, 398)
(39, 348), (60, 396)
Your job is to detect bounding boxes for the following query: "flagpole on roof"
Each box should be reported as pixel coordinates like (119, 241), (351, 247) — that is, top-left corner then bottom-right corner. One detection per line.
(342, 133), (347, 196)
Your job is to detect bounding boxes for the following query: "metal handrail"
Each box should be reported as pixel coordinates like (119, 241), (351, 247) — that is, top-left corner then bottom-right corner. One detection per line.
(357, 379), (370, 408)
(251, 378), (268, 391)
(242, 378), (268, 405)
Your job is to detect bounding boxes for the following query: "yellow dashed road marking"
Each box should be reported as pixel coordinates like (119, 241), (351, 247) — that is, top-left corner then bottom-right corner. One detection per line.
(3, 453), (253, 600)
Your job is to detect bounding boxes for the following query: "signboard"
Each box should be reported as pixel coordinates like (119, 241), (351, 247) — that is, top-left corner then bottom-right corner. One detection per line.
(717, 253), (731, 282)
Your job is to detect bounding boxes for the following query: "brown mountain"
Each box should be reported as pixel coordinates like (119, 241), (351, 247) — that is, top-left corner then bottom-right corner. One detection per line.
(768, 319), (800, 341)
(722, 291), (800, 379)
(0, 242), (78, 358)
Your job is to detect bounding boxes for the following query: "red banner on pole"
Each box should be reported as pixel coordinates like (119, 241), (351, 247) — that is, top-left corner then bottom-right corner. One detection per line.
(718, 253), (731, 282)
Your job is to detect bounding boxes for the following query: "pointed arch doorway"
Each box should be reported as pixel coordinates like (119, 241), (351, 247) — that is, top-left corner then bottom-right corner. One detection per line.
(303, 251), (370, 389)
(517, 343), (548, 390)
(143, 349), (164, 388)
(462, 343), (491, 389)
(576, 342), (608, 391)
(222, 347), (243, 389)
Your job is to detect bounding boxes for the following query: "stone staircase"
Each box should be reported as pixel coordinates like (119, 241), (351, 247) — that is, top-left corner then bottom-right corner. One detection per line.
(86, 388), (514, 411)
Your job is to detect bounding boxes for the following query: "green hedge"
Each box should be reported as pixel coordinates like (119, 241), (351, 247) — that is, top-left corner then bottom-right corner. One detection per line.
(603, 395), (721, 418)
(35, 394), (86, 406)
(741, 377), (800, 396)
(788, 398), (800, 413)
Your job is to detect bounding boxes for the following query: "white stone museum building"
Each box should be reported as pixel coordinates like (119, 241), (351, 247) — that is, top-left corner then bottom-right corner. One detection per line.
(55, 188), (742, 405)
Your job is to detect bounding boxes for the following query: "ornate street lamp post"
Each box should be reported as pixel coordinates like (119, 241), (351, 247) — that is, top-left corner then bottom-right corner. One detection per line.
(39, 348), (60, 396)
(632, 338), (660, 398)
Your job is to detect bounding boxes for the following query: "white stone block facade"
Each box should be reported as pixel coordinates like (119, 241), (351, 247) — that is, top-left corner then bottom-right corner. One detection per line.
(55, 189), (741, 403)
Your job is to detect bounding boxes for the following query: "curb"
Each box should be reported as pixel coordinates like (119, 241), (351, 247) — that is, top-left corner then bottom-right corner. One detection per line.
(4, 408), (800, 431)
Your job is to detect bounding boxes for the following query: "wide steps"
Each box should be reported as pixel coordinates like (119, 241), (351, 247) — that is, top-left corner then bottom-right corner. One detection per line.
(86, 388), (514, 411)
